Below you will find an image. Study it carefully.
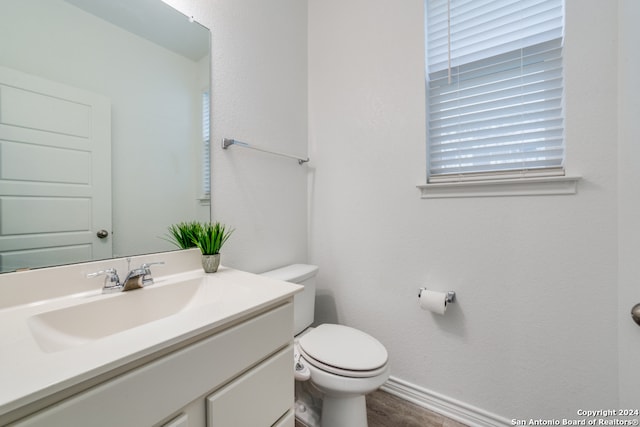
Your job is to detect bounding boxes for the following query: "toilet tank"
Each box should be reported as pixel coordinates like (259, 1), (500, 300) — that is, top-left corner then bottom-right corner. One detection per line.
(261, 264), (318, 335)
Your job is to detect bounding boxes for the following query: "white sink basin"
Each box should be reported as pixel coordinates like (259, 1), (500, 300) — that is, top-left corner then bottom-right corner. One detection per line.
(27, 277), (248, 353)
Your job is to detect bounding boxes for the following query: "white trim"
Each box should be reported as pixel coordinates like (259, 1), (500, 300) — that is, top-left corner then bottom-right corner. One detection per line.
(381, 376), (512, 427)
(417, 175), (581, 198)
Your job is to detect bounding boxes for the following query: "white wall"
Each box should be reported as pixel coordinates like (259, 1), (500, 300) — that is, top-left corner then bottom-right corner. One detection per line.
(309, 0), (620, 421)
(163, 0), (308, 273)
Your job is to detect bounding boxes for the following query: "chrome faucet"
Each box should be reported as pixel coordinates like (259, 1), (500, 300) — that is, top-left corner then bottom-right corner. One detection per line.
(121, 262), (164, 291)
(87, 261), (164, 293)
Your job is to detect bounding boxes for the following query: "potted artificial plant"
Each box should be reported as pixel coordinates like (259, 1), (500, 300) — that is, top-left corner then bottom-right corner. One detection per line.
(192, 221), (234, 273)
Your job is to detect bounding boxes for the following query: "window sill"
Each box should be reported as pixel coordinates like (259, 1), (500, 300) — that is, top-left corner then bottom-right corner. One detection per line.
(417, 175), (581, 199)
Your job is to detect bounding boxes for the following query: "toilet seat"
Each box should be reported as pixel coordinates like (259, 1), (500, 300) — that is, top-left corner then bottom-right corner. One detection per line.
(297, 324), (388, 378)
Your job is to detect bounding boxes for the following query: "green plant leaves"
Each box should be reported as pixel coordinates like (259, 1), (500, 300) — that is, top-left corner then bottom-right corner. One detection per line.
(165, 221), (233, 255)
(193, 222), (234, 255)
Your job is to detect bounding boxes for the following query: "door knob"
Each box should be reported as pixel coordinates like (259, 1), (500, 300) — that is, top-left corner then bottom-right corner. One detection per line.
(96, 229), (109, 239)
(631, 303), (640, 327)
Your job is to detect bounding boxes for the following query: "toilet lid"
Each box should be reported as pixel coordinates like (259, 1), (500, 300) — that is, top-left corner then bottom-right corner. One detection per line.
(298, 324), (388, 372)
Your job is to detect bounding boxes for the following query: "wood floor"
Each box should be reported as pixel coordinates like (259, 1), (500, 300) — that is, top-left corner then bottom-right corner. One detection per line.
(294, 389), (469, 427)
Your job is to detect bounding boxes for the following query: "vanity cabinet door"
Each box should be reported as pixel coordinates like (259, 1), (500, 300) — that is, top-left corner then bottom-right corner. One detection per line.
(206, 345), (294, 426)
(161, 413), (189, 427)
(272, 411), (295, 427)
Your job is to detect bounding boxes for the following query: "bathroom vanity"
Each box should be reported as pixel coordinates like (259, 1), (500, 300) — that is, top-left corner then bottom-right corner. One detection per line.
(0, 250), (301, 426)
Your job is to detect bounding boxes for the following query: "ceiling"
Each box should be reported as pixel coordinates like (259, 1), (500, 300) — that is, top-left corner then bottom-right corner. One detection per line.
(64, 0), (209, 61)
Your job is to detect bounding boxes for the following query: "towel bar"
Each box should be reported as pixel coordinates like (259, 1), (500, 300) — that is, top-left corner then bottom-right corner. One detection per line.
(222, 138), (309, 165)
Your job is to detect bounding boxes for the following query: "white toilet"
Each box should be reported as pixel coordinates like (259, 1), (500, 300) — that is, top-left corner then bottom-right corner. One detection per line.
(262, 264), (389, 427)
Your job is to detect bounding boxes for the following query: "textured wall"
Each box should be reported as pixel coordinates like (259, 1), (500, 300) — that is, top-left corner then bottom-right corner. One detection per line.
(308, 0), (619, 420)
(164, 0), (309, 273)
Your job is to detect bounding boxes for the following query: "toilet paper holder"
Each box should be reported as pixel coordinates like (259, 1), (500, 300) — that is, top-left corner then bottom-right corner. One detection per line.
(418, 288), (456, 303)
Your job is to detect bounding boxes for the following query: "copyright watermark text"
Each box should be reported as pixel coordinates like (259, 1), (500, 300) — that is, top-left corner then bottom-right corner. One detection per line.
(510, 410), (639, 426)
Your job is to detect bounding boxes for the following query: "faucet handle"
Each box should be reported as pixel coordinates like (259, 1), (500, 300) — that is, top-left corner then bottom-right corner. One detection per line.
(87, 268), (121, 293)
(138, 261), (165, 285)
(87, 267), (118, 280)
(141, 261), (165, 270)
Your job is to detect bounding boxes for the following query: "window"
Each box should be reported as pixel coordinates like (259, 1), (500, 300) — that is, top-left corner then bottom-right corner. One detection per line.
(425, 0), (565, 183)
(202, 90), (211, 199)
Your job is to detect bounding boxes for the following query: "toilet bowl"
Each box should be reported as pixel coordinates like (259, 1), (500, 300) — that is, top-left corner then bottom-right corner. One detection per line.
(261, 265), (389, 427)
(297, 323), (389, 427)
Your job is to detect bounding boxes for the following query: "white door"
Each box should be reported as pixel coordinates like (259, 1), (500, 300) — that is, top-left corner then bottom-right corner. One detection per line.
(0, 66), (111, 272)
(618, 0), (640, 407)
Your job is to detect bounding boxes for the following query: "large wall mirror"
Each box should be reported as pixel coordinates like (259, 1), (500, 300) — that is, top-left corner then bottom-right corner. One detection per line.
(0, 0), (211, 273)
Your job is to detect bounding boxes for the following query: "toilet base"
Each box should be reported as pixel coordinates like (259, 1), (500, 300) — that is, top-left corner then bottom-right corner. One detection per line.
(321, 394), (368, 427)
(295, 381), (322, 427)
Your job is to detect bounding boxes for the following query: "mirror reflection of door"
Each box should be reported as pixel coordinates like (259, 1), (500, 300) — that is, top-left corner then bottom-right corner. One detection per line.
(0, 66), (112, 272)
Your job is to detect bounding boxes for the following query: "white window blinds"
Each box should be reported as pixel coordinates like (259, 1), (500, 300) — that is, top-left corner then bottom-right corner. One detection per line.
(426, 0), (565, 181)
(202, 90), (211, 196)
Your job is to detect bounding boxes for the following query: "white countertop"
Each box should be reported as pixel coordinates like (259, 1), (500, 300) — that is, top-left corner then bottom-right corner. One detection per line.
(0, 265), (301, 422)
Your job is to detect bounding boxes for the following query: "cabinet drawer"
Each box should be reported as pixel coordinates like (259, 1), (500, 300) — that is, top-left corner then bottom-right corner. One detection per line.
(207, 346), (294, 427)
(15, 302), (293, 427)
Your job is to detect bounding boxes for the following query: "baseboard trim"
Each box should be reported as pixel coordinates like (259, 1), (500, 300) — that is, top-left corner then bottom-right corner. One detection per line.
(380, 376), (512, 427)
